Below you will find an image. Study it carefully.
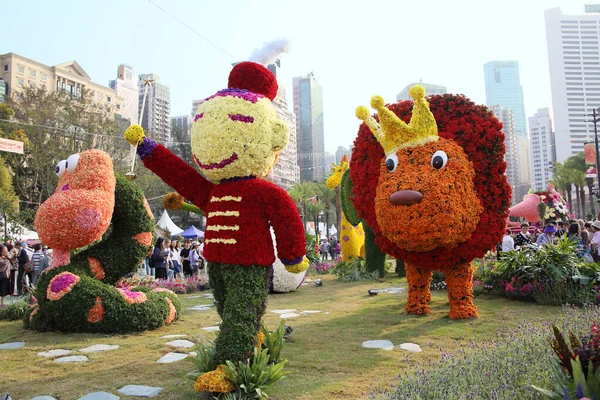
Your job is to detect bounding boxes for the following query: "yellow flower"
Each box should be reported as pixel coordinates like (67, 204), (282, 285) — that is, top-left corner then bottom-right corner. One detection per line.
(124, 125), (145, 145)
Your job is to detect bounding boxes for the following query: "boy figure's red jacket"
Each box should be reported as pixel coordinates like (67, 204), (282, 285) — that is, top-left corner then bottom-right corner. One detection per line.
(143, 143), (305, 267)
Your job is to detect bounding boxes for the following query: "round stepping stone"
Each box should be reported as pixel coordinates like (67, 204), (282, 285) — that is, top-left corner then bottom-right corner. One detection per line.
(55, 355), (89, 363)
(160, 334), (187, 339)
(398, 343), (423, 353)
(382, 287), (405, 294)
(79, 344), (119, 353)
(0, 341), (24, 349)
(189, 351), (197, 357)
(279, 313), (300, 319)
(187, 305), (214, 311)
(300, 310), (321, 314)
(37, 349), (73, 358)
(31, 397), (57, 400)
(156, 352), (189, 363)
(165, 339), (195, 349)
(79, 392), (120, 400)
(117, 385), (163, 397)
(361, 340), (394, 350)
(270, 309), (296, 314)
(201, 326), (220, 332)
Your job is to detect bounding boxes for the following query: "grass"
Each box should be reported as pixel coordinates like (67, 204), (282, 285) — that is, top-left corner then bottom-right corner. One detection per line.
(0, 273), (561, 400)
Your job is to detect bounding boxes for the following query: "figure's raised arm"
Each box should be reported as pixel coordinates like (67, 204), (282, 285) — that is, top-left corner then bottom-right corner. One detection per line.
(124, 125), (213, 211)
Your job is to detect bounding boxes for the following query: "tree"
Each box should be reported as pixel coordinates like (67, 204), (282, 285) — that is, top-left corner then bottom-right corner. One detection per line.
(288, 181), (316, 227)
(306, 201), (324, 239)
(551, 162), (573, 217)
(315, 182), (336, 239)
(565, 152), (593, 217)
(168, 123), (194, 167)
(0, 158), (32, 241)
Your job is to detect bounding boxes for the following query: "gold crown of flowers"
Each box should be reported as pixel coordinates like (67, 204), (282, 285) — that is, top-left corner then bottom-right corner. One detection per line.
(355, 85), (438, 155)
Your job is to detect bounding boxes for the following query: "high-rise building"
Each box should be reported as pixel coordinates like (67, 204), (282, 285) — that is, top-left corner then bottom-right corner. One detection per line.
(483, 61), (528, 138)
(396, 82), (447, 101)
(293, 72), (325, 182)
(138, 73), (171, 142)
(0, 52), (124, 117)
(489, 105), (520, 203)
(109, 64), (139, 125)
(191, 99), (203, 117)
(529, 108), (555, 191)
(335, 146), (348, 164)
(171, 115), (191, 135)
(545, 6), (600, 162)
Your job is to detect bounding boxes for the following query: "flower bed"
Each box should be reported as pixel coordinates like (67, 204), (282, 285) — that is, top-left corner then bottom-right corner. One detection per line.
(117, 274), (209, 294)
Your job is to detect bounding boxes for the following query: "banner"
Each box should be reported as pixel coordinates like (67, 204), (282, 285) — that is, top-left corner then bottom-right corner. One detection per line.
(585, 142), (596, 165)
(0, 138), (24, 154)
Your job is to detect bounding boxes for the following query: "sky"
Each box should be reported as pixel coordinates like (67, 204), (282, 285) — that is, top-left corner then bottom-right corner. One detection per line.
(2, 0), (581, 154)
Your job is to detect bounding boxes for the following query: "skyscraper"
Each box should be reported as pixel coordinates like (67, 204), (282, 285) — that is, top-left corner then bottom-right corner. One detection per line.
(138, 73), (171, 142)
(529, 108), (555, 191)
(109, 64), (139, 125)
(171, 115), (191, 135)
(293, 72), (325, 182)
(483, 61), (528, 138)
(545, 6), (600, 162)
(335, 146), (348, 164)
(489, 104), (520, 203)
(396, 82), (447, 101)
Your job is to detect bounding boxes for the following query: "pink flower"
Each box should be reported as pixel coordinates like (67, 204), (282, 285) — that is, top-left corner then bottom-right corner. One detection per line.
(521, 283), (533, 294)
(505, 283), (515, 293)
(47, 272), (81, 301)
(116, 288), (147, 304)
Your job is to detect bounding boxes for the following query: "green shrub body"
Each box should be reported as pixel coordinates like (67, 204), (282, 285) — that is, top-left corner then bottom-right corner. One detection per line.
(25, 174), (182, 333)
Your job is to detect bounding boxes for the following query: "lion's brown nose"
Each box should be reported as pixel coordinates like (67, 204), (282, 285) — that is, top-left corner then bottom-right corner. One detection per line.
(390, 190), (423, 206)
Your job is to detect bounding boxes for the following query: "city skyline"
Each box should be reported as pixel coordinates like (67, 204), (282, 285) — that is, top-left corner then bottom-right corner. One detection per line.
(0, 0), (578, 154)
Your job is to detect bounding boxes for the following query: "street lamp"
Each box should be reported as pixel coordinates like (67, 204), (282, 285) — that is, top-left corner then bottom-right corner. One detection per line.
(588, 108), (600, 198)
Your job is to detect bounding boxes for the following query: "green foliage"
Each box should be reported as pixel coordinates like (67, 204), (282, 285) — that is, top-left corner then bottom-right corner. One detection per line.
(260, 321), (286, 364)
(223, 347), (288, 400)
(0, 301), (28, 321)
(187, 343), (218, 381)
(430, 271), (447, 291)
(332, 257), (379, 282)
(364, 224), (386, 277)
(340, 169), (361, 226)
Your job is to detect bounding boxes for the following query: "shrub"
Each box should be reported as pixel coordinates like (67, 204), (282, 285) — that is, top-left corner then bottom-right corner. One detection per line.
(430, 271), (446, 291)
(371, 305), (600, 400)
(0, 301), (29, 321)
(332, 258), (379, 282)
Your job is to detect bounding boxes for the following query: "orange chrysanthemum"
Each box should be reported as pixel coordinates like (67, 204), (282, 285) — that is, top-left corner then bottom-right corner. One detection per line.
(445, 263), (479, 319)
(88, 257), (105, 280)
(194, 365), (236, 393)
(165, 297), (177, 324)
(29, 307), (38, 322)
(163, 192), (184, 211)
(87, 296), (104, 323)
(256, 331), (265, 349)
(143, 198), (153, 219)
(405, 264), (433, 315)
(132, 232), (153, 246)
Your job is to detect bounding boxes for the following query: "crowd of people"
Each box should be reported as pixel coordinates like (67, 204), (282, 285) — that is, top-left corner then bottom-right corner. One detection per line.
(318, 237), (341, 261)
(0, 241), (53, 308)
(500, 219), (600, 261)
(144, 237), (207, 280)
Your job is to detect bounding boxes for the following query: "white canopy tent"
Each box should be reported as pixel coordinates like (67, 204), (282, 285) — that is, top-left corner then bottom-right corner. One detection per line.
(155, 210), (184, 236)
(1, 222), (39, 242)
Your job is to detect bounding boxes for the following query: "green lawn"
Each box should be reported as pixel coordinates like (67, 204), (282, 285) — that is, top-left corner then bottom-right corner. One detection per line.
(0, 274), (559, 400)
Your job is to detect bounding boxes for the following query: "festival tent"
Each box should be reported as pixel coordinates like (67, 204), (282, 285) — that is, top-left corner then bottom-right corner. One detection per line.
(1, 222), (39, 244)
(179, 225), (204, 239)
(155, 210), (184, 236)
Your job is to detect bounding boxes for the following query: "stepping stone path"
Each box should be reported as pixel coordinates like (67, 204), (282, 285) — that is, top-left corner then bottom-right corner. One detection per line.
(279, 313), (300, 319)
(203, 293), (214, 298)
(381, 287), (405, 294)
(165, 339), (195, 349)
(79, 392), (120, 400)
(361, 340), (395, 351)
(31, 397), (57, 400)
(186, 295), (202, 299)
(118, 385), (163, 397)
(187, 305), (214, 311)
(300, 310), (321, 314)
(79, 344), (119, 353)
(161, 334), (187, 339)
(189, 351), (197, 357)
(398, 343), (423, 353)
(201, 326), (220, 332)
(55, 355), (89, 363)
(37, 349), (73, 358)
(0, 341), (24, 349)
(270, 309), (296, 314)
(157, 352), (189, 363)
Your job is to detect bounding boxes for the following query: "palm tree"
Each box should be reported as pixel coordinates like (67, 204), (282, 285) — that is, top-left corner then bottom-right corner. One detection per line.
(570, 169), (586, 219)
(316, 182), (336, 239)
(565, 152), (594, 217)
(552, 162), (573, 217)
(306, 201), (324, 239)
(289, 181), (316, 226)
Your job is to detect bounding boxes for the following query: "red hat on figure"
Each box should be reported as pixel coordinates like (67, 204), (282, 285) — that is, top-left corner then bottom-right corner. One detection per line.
(228, 62), (278, 101)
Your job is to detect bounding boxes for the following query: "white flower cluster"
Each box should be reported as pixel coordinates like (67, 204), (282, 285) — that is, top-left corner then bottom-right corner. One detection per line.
(269, 227), (306, 293)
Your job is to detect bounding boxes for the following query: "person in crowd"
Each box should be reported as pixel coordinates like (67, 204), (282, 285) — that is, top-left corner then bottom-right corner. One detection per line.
(31, 243), (44, 286)
(152, 238), (169, 280)
(556, 221), (566, 238)
(197, 242), (208, 280)
(329, 236), (338, 260)
(320, 239), (330, 261)
(0, 245), (10, 308)
(590, 220), (600, 260)
(180, 239), (192, 277)
(162, 238), (174, 279)
(502, 228), (515, 252)
(537, 224), (558, 247)
(170, 240), (182, 278)
(7, 243), (18, 297)
(513, 222), (533, 248)
(17, 242), (32, 295)
(41, 249), (53, 272)
(582, 221), (592, 252)
(567, 222), (585, 257)
(189, 241), (201, 277)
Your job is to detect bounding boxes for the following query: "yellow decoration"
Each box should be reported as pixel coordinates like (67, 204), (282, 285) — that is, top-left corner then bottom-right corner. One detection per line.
(124, 125), (145, 145)
(285, 256), (309, 273)
(256, 331), (265, 349)
(191, 95), (289, 182)
(194, 365), (236, 393)
(326, 158), (365, 261)
(210, 196), (242, 202)
(355, 84), (438, 155)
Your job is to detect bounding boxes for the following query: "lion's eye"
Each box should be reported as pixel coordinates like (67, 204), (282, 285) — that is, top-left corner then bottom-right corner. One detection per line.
(431, 150), (448, 170)
(386, 154), (398, 173)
